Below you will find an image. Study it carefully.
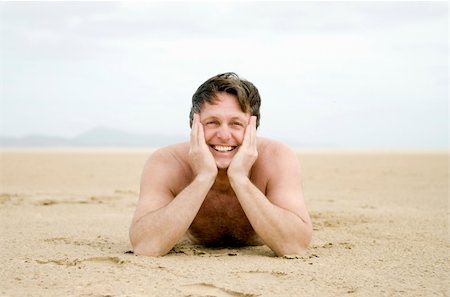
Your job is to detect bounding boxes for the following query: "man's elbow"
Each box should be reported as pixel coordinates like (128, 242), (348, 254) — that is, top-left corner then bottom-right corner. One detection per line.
(275, 242), (309, 257)
(129, 228), (170, 257)
(133, 242), (170, 257)
(275, 227), (313, 257)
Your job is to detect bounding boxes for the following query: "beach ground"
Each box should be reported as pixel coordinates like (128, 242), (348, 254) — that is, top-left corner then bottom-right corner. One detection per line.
(0, 149), (448, 297)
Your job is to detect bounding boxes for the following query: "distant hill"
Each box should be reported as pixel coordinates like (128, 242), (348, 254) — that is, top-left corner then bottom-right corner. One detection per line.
(0, 127), (187, 148)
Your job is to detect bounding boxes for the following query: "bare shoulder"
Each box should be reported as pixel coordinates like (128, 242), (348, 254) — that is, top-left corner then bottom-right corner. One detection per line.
(133, 142), (191, 224)
(256, 137), (299, 165)
(144, 142), (190, 171)
(251, 137), (300, 189)
(141, 142), (192, 195)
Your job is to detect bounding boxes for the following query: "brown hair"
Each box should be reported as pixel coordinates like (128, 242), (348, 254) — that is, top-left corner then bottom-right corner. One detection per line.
(189, 72), (261, 128)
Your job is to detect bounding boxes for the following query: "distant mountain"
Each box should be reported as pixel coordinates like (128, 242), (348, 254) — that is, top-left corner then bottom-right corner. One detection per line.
(0, 127), (187, 148)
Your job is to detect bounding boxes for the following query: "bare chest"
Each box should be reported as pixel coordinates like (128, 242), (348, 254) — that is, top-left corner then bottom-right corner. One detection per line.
(187, 187), (260, 246)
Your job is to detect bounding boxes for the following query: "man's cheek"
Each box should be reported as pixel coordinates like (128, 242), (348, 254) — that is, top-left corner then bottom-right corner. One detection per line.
(203, 131), (213, 142)
(238, 131), (246, 143)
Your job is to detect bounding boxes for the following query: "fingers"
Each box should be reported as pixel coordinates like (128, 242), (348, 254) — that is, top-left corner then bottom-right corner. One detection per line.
(189, 113), (218, 177)
(191, 113), (206, 147)
(197, 114), (205, 146)
(190, 113), (198, 146)
(249, 116), (256, 146)
(243, 116), (257, 147)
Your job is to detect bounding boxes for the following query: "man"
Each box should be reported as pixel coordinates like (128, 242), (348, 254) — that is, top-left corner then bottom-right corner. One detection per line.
(129, 72), (312, 256)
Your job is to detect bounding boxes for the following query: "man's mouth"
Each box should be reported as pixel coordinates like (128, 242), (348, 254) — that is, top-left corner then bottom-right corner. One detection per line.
(210, 145), (237, 152)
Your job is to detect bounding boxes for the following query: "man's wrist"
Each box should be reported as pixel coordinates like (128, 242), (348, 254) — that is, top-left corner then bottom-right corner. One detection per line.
(195, 172), (217, 185)
(228, 172), (250, 188)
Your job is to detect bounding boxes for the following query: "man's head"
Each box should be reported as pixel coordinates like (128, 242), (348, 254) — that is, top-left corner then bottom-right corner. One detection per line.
(189, 72), (261, 128)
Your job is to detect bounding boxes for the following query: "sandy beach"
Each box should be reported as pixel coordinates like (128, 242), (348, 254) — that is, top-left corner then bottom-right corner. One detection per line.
(0, 149), (448, 297)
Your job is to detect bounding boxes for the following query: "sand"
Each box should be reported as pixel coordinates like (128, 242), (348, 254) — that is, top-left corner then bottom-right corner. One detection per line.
(0, 149), (448, 297)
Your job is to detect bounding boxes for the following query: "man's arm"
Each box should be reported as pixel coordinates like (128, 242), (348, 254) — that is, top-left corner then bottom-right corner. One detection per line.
(228, 117), (312, 256)
(129, 114), (217, 256)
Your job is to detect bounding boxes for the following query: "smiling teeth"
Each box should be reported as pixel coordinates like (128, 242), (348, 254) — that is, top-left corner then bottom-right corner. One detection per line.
(214, 145), (233, 152)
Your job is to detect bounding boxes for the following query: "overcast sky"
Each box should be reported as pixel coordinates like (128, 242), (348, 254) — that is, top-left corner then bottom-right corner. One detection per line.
(0, 1), (448, 148)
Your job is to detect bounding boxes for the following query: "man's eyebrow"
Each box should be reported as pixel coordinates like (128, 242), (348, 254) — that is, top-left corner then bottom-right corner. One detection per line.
(201, 116), (219, 121)
(202, 116), (247, 122)
(230, 116), (247, 122)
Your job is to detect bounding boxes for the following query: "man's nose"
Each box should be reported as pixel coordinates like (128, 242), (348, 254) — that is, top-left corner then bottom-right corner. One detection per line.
(216, 125), (232, 141)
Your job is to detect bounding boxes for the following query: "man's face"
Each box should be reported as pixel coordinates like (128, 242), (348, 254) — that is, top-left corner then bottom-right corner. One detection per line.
(199, 92), (251, 169)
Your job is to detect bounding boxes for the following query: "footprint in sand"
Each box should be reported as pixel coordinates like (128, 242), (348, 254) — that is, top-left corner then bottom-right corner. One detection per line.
(310, 211), (371, 231)
(35, 256), (128, 267)
(36, 195), (122, 206)
(44, 235), (115, 251)
(114, 189), (138, 195)
(183, 283), (257, 297)
(0, 193), (25, 205)
(233, 270), (288, 282)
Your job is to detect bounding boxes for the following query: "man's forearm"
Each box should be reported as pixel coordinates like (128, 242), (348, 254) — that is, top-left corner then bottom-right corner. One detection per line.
(130, 175), (215, 256)
(229, 176), (312, 256)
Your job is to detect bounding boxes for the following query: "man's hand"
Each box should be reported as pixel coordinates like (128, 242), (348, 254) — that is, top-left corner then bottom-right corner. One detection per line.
(189, 113), (218, 179)
(228, 116), (258, 179)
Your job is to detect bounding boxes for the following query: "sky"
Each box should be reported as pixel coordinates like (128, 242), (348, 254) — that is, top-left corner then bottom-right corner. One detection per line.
(0, 1), (448, 149)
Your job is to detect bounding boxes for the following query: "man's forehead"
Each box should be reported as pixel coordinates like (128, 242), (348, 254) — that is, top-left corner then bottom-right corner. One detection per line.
(202, 114), (249, 120)
(200, 106), (250, 120)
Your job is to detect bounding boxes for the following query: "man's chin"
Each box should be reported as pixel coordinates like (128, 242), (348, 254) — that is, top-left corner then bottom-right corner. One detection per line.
(215, 160), (230, 170)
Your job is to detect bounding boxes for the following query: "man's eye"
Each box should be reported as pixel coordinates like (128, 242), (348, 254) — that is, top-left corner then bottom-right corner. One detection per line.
(206, 121), (219, 126)
(232, 122), (244, 126)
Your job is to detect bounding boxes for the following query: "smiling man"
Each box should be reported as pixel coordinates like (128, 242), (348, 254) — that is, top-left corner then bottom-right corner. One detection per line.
(129, 72), (312, 256)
